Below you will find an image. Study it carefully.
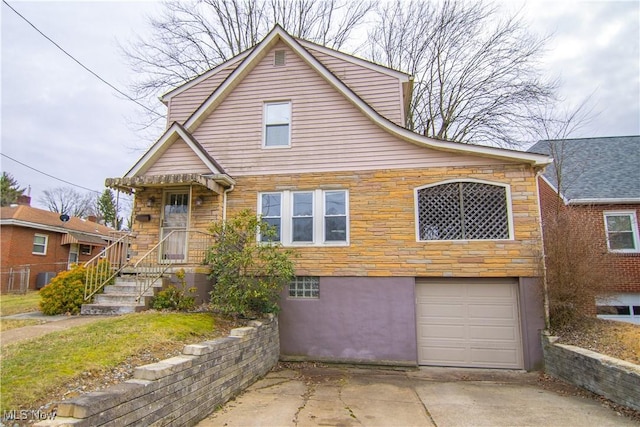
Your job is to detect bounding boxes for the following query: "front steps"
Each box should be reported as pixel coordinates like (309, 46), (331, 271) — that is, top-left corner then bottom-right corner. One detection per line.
(81, 276), (165, 315)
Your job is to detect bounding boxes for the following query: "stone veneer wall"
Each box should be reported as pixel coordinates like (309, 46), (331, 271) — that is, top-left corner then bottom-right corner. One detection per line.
(542, 333), (640, 412)
(36, 316), (279, 427)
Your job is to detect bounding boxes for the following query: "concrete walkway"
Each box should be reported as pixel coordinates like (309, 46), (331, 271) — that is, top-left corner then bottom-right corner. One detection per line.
(199, 365), (639, 427)
(1, 312), (108, 346)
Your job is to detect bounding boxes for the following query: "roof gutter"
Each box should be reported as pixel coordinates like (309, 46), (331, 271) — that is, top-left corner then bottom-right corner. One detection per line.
(568, 198), (640, 205)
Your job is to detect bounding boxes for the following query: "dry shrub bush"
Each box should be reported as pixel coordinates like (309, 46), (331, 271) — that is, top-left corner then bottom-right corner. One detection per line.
(543, 208), (613, 330)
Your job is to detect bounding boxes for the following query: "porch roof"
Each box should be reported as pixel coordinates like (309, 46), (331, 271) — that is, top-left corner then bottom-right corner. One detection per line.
(61, 232), (108, 246)
(105, 173), (235, 195)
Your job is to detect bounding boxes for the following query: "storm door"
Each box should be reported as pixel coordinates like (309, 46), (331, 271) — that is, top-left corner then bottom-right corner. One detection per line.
(160, 190), (189, 263)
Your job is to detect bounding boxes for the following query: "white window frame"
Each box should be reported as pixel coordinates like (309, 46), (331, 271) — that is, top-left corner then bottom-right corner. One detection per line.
(603, 210), (640, 253)
(259, 192), (283, 242)
(258, 189), (349, 246)
(263, 101), (291, 148)
(32, 233), (48, 255)
(414, 179), (514, 242)
(68, 244), (79, 268)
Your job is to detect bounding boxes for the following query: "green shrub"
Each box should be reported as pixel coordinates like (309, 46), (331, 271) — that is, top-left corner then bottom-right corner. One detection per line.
(151, 269), (196, 311)
(205, 210), (295, 318)
(39, 261), (112, 315)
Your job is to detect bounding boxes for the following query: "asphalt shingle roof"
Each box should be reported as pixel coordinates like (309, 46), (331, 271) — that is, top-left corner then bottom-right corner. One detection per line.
(0, 204), (114, 237)
(528, 136), (640, 202)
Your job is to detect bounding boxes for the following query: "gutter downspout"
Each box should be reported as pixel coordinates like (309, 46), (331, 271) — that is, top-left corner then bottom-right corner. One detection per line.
(222, 185), (235, 222)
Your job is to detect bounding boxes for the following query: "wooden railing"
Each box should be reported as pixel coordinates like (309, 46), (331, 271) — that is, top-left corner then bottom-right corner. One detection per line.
(133, 230), (213, 302)
(84, 232), (133, 300)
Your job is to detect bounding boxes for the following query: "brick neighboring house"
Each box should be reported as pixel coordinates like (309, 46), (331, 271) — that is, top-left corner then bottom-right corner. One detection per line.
(106, 26), (552, 369)
(0, 196), (115, 293)
(529, 136), (640, 324)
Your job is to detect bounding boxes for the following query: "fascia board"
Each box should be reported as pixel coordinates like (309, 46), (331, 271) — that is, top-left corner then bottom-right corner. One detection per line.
(297, 39), (411, 82)
(539, 174), (569, 205)
(184, 25), (552, 167)
(160, 53), (250, 102)
(125, 123), (221, 178)
(568, 198), (640, 205)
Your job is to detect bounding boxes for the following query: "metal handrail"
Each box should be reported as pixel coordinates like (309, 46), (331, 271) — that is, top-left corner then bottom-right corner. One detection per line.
(133, 229), (213, 302)
(84, 231), (134, 300)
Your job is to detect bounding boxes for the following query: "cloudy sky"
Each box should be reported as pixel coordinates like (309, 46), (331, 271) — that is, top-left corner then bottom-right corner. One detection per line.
(1, 0), (639, 214)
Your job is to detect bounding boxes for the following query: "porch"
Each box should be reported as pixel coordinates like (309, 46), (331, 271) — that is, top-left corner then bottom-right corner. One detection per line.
(83, 173), (235, 314)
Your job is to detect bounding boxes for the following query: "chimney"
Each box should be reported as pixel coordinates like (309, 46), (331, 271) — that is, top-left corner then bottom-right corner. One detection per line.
(87, 215), (97, 223)
(17, 195), (31, 206)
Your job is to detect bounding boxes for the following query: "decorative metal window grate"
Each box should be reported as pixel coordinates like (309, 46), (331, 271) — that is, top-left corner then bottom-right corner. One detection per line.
(417, 182), (509, 240)
(289, 276), (319, 298)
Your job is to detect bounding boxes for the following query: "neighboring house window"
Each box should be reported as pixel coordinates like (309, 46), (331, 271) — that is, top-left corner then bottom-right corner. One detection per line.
(604, 211), (639, 252)
(264, 102), (291, 147)
(289, 276), (319, 298)
(32, 234), (48, 255)
(416, 180), (511, 241)
(80, 244), (92, 255)
(258, 190), (349, 245)
(68, 244), (79, 268)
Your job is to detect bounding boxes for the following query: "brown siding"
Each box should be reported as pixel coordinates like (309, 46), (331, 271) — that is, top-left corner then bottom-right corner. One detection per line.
(145, 139), (212, 176)
(305, 46), (405, 125)
(191, 42), (508, 176)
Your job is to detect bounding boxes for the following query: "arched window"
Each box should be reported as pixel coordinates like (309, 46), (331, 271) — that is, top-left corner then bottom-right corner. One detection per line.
(416, 181), (511, 241)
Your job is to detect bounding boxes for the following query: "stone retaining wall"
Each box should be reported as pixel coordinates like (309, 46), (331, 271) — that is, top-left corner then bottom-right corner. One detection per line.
(36, 315), (279, 426)
(542, 333), (640, 412)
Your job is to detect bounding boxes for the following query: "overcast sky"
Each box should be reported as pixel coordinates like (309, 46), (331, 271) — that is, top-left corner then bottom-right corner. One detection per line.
(1, 0), (639, 214)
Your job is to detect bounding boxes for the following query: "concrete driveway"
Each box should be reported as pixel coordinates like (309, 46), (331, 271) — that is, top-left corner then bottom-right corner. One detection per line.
(198, 365), (639, 427)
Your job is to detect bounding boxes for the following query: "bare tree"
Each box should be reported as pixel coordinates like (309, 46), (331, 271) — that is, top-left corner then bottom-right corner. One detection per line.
(122, 0), (375, 119)
(39, 187), (96, 218)
(529, 96), (596, 202)
(367, 0), (555, 147)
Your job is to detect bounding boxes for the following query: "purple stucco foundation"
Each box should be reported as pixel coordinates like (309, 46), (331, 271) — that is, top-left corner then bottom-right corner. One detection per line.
(278, 277), (417, 365)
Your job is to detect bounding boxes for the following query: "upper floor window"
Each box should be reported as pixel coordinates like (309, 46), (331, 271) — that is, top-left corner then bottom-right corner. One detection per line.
(33, 234), (48, 255)
(415, 180), (512, 241)
(604, 211), (639, 253)
(264, 102), (291, 147)
(259, 189), (349, 246)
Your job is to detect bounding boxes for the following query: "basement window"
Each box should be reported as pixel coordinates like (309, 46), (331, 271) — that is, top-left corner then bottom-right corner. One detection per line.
(289, 276), (319, 298)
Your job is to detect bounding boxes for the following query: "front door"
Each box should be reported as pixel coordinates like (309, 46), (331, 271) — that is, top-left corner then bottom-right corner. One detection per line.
(160, 190), (189, 262)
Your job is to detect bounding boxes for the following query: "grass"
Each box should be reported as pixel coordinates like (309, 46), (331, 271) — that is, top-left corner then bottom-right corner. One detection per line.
(1, 319), (46, 332)
(0, 311), (228, 411)
(0, 291), (41, 316)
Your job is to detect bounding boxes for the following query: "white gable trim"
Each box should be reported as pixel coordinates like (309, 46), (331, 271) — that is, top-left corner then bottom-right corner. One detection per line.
(125, 123), (223, 178)
(540, 174), (569, 205)
(297, 39), (411, 82)
(184, 25), (551, 167)
(160, 52), (250, 103)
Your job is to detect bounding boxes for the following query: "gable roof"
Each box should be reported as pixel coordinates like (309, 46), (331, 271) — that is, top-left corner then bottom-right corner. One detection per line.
(0, 204), (115, 241)
(125, 122), (228, 178)
(178, 25), (550, 167)
(528, 136), (640, 204)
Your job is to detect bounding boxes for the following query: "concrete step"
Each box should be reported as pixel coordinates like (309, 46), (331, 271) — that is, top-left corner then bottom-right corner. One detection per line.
(94, 293), (142, 305)
(81, 303), (146, 315)
(104, 284), (156, 296)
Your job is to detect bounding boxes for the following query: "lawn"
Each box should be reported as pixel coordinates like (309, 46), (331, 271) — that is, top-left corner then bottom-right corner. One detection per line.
(0, 311), (233, 411)
(0, 291), (41, 316)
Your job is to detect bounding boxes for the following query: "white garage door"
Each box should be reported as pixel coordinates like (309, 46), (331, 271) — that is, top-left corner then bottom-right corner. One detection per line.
(416, 279), (523, 369)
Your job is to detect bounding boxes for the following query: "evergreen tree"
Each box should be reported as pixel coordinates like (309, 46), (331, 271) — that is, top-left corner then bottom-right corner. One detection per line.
(97, 189), (118, 229)
(0, 172), (26, 206)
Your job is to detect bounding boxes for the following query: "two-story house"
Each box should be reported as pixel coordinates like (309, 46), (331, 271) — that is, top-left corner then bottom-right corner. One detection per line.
(106, 26), (551, 369)
(529, 136), (640, 324)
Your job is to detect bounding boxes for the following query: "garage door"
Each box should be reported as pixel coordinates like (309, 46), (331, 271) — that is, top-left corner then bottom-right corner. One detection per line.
(416, 279), (523, 369)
